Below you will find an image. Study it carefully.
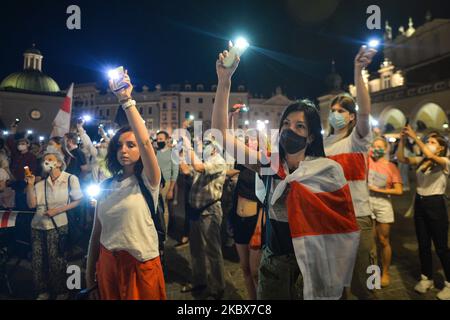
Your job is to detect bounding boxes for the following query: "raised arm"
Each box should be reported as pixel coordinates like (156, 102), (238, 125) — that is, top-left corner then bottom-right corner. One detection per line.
(354, 46), (377, 138)
(211, 50), (260, 171)
(110, 72), (161, 188)
(403, 125), (448, 169)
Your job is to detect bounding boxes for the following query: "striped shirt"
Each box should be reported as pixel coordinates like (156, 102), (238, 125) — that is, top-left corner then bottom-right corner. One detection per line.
(324, 129), (372, 218)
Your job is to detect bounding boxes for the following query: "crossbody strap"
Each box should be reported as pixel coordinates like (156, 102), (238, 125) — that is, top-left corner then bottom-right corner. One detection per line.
(45, 174), (72, 232)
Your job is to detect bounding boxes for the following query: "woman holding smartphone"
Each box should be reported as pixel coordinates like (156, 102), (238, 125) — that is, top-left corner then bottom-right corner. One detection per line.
(397, 127), (450, 300)
(210, 47), (360, 300)
(85, 70), (166, 300)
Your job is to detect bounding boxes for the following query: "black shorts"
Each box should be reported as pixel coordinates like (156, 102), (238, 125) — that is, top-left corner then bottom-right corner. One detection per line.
(231, 213), (259, 245)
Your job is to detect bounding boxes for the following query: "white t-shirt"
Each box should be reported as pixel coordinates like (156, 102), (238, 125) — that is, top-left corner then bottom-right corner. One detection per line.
(415, 157), (450, 196)
(97, 172), (160, 262)
(324, 128), (372, 218)
(31, 172), (83, 230)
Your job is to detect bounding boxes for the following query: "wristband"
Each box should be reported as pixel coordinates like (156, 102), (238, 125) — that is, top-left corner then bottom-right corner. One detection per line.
(121, 99), (136, 110)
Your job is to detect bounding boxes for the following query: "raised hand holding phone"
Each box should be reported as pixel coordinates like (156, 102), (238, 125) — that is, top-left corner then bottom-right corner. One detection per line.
(108, 68), (133, 102)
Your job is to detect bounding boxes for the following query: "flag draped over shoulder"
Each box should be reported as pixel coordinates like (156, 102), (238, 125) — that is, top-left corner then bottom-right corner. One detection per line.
(270, 157), (360, 300)
(0, 210), (19, 228)
(50, 83), (73, 138)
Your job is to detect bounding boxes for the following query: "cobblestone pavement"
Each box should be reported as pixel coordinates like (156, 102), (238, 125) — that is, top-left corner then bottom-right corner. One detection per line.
(1, 182), (449, 300)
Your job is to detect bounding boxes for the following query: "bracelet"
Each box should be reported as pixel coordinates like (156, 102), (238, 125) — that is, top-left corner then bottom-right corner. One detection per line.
(121, 99), (136, 110)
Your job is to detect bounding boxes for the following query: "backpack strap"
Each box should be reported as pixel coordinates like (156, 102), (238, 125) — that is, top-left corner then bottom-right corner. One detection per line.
(135, 173), (166, 245)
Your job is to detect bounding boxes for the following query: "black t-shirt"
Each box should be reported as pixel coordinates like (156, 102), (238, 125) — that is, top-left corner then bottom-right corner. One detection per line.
(66, 147), (87, 177)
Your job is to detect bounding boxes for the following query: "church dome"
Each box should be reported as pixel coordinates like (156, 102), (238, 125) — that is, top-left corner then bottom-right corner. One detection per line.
(0, 70), (60, 93)
(0, 45), (60, 94)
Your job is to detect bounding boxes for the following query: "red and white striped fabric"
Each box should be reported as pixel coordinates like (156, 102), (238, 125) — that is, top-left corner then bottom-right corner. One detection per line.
(270, 157), (360, 300)
(324, 130), (372, 218)
(50, 83), (73, 138)
(0, 210), (18, 228)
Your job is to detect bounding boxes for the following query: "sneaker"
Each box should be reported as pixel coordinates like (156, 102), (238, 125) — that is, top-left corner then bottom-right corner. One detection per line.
(437, 281), (450, 300)
(414, 274), (434, 293)
(36, 292), (50, 300)
(55, 293), (70, 300)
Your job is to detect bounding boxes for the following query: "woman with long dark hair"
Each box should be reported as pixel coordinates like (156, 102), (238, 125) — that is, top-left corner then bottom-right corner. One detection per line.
(397, 127), (450, 300)
(210, 49), (359, 300)
(85, 71), (166, 300)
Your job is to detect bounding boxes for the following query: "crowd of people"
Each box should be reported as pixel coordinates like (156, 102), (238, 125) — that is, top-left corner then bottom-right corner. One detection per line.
(0, 45), (449, 300)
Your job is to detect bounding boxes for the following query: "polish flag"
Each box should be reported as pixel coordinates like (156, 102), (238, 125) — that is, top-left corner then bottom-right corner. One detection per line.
(50, 83), (74, 138)
(269, 157), (360, 300)
(0, 210), (18, 228)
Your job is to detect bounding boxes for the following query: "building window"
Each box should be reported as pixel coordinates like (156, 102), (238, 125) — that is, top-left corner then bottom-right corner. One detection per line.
(254, 112), (259, 116)
(265, 112), (270, 116)
(185, 97), (190, 103)
(106, 109), (110, 117)
(162, 113), (167, 121)
(172, 102), (177, 109)
(139, 107), (143, 115)
(199, 111), (203, 119)
(99, 110), (103, 117)
(171, 113), (177, 121)
(148, 107), (152, 115)
(212, 98), (215, 103)
(162, 103), (167, 110)
(198, 98), (203, 104)
(185, 111), (190, 118)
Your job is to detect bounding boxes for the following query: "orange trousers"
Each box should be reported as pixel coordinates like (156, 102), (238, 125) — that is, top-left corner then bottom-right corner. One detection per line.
(96, 245), (166, 300)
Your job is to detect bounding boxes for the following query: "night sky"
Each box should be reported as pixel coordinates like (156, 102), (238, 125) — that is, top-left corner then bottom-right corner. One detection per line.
(1, 0), (449, 100)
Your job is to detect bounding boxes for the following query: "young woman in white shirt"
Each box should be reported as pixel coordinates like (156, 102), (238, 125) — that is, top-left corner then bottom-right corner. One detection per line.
(85, 71), (165, 300)
(397, 126), (450, 300)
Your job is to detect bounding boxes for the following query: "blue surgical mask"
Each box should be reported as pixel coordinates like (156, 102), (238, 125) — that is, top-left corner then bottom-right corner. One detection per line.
(328, 111), (348, 130)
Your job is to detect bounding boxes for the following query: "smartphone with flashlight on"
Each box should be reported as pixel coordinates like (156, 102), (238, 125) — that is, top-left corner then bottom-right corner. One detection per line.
(108, 66), (129, 92)
(223, 38), (249, 68)
(229, 103), (249, 114)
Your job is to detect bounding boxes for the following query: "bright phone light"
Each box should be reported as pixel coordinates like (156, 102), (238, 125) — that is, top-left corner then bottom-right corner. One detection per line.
(371, 119), (379, 127)
(82, 115), (92, 122)
(39, 136), (44, 142)
(2, 131), (8, 136)
(108, 69), (120, 80)
(27, 130), (33, 135)
(107, 129), (114, 136)
(388, 137), (397, 143)
(264, 120), (269, 124)
(189, 115), (195, 120)
(235, 37), (250, 50)
(87, 184), (101, 198)
(321, 130), (325, 135)
(443, 123), (449, 129)
(368, 39), (380, 48)
(244, 120), (249, 125)
(256, 121), (266, 131)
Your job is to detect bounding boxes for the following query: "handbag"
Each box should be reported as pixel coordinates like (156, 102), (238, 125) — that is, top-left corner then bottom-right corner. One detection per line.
(45, 175), (73, 256)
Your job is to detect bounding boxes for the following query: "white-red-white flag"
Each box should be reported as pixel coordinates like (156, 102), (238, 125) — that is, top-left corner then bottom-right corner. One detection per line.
(258, 157), (360, 300)
(50, 83), (74, 138)
(0, 210), (18, 228)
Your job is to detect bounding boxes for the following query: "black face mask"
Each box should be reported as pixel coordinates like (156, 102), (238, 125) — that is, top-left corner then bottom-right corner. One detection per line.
(279, 129), (307, 155)
(157, 142), (166, 150)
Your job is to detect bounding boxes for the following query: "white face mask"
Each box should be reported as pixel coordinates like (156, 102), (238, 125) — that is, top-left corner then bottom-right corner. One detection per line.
(202, 145), (214, 160)
(17, 144), (28, 152)
(426, 144), (438, 155)
(43, 160), (58, 173)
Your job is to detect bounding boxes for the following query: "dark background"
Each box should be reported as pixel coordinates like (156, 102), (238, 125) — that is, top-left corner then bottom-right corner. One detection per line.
(1, 0), (449, 99)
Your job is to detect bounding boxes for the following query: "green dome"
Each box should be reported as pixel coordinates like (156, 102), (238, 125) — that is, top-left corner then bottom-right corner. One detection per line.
(0, 70), (60, 93)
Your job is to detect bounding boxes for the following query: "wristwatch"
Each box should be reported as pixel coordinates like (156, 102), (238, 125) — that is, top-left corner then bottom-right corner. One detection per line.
(121, 99), (136, 110)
